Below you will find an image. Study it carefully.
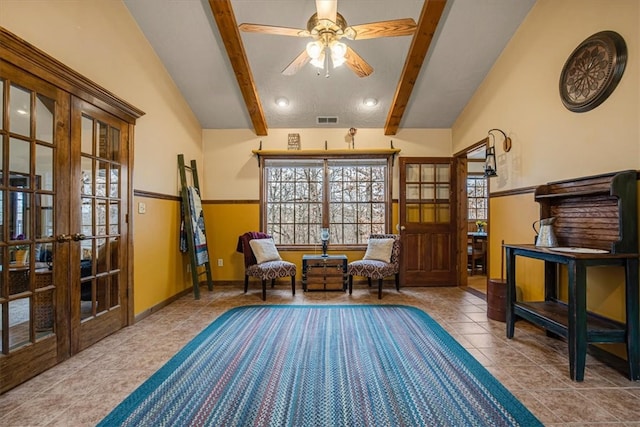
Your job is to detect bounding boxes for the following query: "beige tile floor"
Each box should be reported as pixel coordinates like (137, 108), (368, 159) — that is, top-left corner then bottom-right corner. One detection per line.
(1, 283), (640, 426)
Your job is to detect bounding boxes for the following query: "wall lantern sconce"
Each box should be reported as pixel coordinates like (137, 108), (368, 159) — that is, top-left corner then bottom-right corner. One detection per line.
(484, 128), (512, 178)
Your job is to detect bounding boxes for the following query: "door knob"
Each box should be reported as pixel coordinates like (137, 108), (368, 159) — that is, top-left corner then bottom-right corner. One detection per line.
(57, 233), (87, 243)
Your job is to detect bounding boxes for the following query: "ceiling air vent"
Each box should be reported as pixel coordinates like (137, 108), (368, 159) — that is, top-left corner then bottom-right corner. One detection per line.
(316, 116), (338, 125)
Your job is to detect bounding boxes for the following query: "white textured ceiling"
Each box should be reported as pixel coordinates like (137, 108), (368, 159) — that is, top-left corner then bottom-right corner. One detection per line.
(124, 0), (535, 132)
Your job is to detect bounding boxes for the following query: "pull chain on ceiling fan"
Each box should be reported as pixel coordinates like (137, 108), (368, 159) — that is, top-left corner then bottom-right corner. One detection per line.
(238, 0), (417, 77)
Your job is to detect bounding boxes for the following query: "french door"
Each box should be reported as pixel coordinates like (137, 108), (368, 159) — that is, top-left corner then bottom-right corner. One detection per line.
(70, 99), (129, 354)
(0, 63), (130, 393)
(399, 157), (457, 286)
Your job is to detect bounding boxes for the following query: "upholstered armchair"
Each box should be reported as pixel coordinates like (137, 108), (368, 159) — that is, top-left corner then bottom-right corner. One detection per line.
(347, 234), (400, 299)
(237, 232), (296, 301)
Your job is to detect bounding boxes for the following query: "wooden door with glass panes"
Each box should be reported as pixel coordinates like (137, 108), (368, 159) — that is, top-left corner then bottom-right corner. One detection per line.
(399, 158), (457, 286)
(70, 99), (128, 354)
(0, 62), (71, 393)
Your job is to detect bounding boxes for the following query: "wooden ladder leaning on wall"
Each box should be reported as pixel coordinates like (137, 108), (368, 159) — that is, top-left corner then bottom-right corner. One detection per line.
(178, 154), (213, 299)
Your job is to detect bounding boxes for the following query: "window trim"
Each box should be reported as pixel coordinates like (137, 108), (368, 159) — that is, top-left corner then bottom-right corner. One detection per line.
(255, 149), (399, 250)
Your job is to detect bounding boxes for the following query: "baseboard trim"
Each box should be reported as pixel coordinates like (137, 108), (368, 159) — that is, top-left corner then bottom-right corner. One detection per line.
(134, 287), (193, 323)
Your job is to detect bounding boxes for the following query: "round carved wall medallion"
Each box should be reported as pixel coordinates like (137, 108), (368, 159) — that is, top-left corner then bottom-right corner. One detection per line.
(559, 31), (627, 113)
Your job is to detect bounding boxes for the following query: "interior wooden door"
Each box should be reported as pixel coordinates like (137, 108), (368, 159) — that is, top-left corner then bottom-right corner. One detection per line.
(399, 157), (457, 286)
(70, 98), (129, 354)
(0, 61), (71, 393)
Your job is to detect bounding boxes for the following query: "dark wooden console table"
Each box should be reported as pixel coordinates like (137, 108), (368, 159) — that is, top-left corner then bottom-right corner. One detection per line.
(505, 244), (639, 381)
(505, 170), (639, 382)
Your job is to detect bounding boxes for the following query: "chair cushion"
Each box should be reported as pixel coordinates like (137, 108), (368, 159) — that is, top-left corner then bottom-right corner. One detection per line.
(347, 260), (395, 280)
(247, 260), (296, 280)
(363, 238), (394, 263)
(249, 238), (282, 264)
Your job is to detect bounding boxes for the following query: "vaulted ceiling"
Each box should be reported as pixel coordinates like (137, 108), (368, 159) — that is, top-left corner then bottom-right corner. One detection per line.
(124, 0), (535, 136)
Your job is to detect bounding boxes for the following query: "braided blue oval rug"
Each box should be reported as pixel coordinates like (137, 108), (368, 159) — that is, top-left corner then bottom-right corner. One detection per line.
(99, 305), (541, 426)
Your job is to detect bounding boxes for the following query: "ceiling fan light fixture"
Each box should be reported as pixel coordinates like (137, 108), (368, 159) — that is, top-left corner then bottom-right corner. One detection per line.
(310, 51), (325, 69)
(306, 40), (324, 60)
(329, 41), (347, 67)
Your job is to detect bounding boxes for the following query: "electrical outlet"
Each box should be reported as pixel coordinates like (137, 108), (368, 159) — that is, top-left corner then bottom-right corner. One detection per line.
(217, 258), (223, 267)
(138, 202), (146, 214)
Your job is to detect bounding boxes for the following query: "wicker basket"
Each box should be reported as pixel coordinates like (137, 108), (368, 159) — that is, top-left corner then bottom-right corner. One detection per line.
(34, 270), (54, 332)
(9, 269), (30, 294)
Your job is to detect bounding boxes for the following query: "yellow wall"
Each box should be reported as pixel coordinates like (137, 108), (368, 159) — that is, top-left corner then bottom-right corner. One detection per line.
(133, 196), (192, 310)
(453, 0), (638, 190)
(3, 0), (638, 321)
(455, 0), (639, 357)
(202, 128), (452, 200)
(203, 201), (400, 284)
(1, 1), (202, 315)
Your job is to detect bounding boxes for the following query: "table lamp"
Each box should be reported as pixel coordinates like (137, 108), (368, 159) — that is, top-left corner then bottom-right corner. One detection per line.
(320, 228), (330, 257)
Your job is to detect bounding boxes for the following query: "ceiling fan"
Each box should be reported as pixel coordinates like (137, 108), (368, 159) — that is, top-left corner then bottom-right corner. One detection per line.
(238, 0), (417, 77)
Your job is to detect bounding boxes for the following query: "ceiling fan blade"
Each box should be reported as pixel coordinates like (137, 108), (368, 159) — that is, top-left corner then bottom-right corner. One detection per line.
(282, 50), (311, 76)
(316, 0), (337, 22)
(344, 46), (373, 78)
(239, 23), (308, 37)
(348, 18), (417, 40)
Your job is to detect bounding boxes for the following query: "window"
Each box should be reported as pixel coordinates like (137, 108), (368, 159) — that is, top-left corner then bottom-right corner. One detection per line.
(467, 175), (487, 221)
(262, 155), (392, 246)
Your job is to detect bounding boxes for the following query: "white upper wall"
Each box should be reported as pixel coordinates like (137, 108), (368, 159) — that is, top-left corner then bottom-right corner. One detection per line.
(202, 128), (452, 200)
(453, 0), (639, 192)
(0, 0), (203, 195)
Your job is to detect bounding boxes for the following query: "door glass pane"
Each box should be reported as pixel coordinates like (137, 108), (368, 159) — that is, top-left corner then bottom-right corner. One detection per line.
(10, 84), (30, 137)
(10, 137), (31, 179)
(421, 204), (435, 222)
(96, 276), (107, 314)
(98, 121), (108, 159)
(406, 164), (420, 182)
(96, 238), (107, 274)
(437, 204), (450, 223)
(436, 164), (450, 182)
(81, 157), (93, 195)
(110, 166), (119, 197)
(81, 197), (93, 237)
(96, 199), (107, 236)
(110, 275), (119, 309)
(36, 144), (53, 191)
(96, 162), (108, 197)
(35, 286), (54, 334)
(0, 79), (4, 129)
(35, 94), (54, 143)
(81, 115), (93, 154)
(109, 128), (120, 161)
(406, 184), (419, 200)
(406, 204), (420, 222)
(0, 194), (3, 240)
(421, 185), (434, 200)
(436, 184), (449, 200)
(8, 297), (31, 350)
(109, 202), (120, 235)
(37, 194), (54, 239)
(421, 164), (434, 182)
(9, 191), (30, 240)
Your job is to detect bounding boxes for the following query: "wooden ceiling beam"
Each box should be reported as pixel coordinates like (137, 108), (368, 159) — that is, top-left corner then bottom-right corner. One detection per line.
(384, 0), (447, 135)
(208, 0), (268, 136)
